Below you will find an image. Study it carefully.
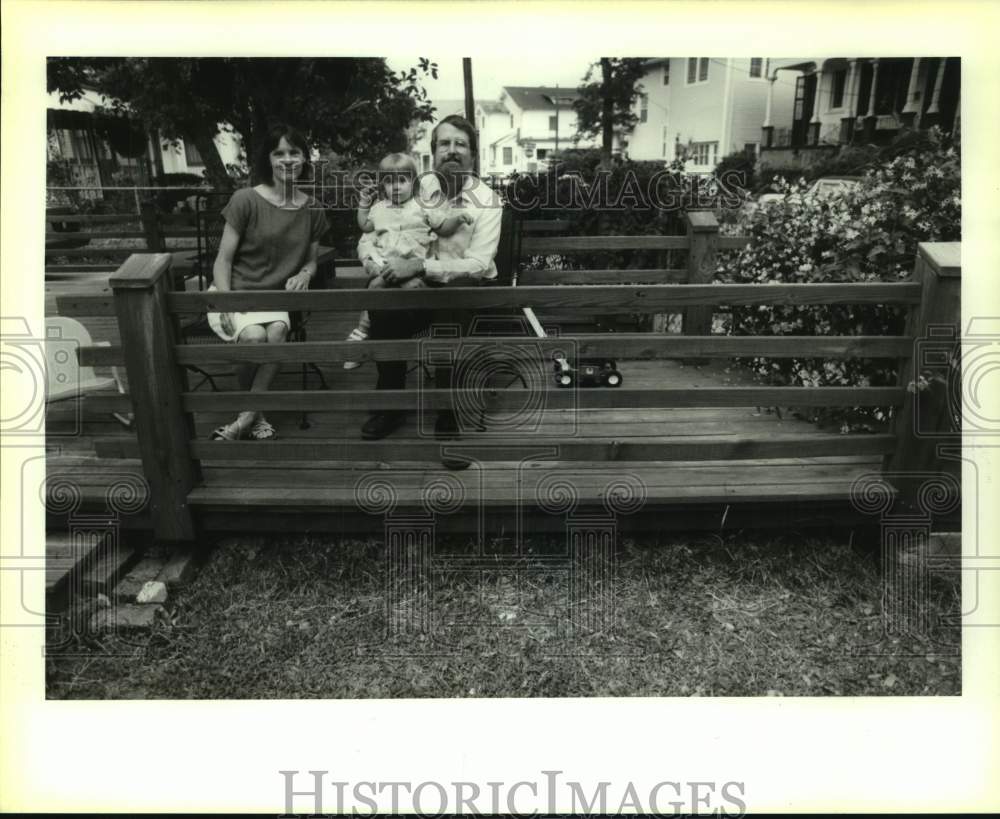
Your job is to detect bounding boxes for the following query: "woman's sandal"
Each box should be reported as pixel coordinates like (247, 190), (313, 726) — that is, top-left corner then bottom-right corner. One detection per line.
(210, 421), (245, 441)
(249, 416), (276, 440)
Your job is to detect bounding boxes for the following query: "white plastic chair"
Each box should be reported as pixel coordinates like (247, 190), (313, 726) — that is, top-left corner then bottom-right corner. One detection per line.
(45, 316), (132, 427)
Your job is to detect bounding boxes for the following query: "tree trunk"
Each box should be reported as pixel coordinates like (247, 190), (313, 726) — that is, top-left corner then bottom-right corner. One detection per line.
(600, 57), (614, 170)
(191, 131), (232, 190)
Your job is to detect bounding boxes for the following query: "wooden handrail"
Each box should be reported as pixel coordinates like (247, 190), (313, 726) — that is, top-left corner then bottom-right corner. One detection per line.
(79, 334), (913, 368)
(86, 385), (907, 414)
(162, 282), (922, 315)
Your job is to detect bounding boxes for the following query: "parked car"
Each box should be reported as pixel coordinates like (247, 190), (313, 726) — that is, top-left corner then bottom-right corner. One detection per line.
(755, 175), (862, 207)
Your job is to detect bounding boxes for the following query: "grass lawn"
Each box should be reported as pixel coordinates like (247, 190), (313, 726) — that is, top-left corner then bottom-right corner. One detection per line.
(46, 529), (961, 699)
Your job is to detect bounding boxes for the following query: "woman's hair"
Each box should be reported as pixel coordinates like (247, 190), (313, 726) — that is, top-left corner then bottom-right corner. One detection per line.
(430, 114), (478, 157)
(253, 124), (313, 185)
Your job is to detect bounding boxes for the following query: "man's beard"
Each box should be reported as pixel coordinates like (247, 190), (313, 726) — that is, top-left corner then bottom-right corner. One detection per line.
(436, 158), (473, 198)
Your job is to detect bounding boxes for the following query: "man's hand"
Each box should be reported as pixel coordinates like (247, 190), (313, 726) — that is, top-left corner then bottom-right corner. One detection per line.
(285, 268), (313, 291)
(381, 257), (424, 286)
(362, 257), (385, 278)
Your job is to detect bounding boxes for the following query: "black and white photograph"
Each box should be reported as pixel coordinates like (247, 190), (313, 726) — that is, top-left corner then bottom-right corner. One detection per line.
(2, 1), (998, 815)
(38, 51), (964, 698)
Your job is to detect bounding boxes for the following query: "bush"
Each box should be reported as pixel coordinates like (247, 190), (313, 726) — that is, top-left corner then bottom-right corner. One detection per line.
(714, 150), (756, 194)
(502, 157), (736, 272)
(151, 172), (208, 214)
(717, 127), (960, 432)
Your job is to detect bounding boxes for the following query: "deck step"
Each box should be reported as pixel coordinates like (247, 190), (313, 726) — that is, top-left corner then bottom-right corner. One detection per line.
(187, 460), (891, 508)
(46, 532), (100, 595)
(80, 543), (137, 595)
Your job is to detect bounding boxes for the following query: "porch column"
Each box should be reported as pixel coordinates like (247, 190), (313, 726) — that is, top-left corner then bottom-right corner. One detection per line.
(863, 59), (880, 143)
(923, 57), (947, 128)
(901, 58), (923, 128)
(841, 59), (860, 143)
(809, 67), (823, 145)
(762, 74), (776, 148)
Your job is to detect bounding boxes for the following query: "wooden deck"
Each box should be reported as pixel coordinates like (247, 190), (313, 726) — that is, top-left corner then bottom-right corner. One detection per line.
(46, 269), (892, 538)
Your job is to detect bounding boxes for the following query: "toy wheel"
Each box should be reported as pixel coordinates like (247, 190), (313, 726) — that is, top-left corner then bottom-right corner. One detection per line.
(605, 371), (622, 387)
(557, 373), (573, 387)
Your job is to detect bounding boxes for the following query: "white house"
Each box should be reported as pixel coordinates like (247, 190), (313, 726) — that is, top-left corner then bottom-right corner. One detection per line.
(46, 87), (242, 195)
(625, 58), (795, 171)
(475, 86), (622, 178)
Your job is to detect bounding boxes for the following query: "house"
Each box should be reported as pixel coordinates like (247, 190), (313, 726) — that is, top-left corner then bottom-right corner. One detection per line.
(46, 86), (242, 200)
(482, 86), (603, 178)
(625, 58), (794, 171)
(411, 88), (608, 180)
(759, 57), (960, 173)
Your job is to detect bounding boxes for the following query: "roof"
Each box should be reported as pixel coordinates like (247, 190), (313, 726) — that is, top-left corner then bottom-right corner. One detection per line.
(502, 86), (580, 111)
(478, 100), (508, 115)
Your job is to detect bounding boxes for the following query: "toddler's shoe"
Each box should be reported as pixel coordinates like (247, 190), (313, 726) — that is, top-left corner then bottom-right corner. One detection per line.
(343, 325), (368, 370)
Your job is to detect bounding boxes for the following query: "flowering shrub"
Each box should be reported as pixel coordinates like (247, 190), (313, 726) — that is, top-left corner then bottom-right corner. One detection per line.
(716, 127), (960, 432)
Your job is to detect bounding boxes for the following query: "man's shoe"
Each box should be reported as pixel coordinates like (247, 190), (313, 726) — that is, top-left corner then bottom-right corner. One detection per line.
(361, 411), (406, 440)
(434, 411), (461, 441)
(440, 452), (471, 471)
(435, 412), (470, 469)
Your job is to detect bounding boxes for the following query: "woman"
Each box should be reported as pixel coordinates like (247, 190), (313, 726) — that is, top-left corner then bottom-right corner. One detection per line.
(209, 124), (329, 441)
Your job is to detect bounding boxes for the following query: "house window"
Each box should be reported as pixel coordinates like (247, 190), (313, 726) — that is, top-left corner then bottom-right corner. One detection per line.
(549, 115), (557, 131)
(744, 142), (758, 158)
(72, 130), (94, 161)
(184, 139), (204, 167)
(688, 141), (718, 167)
(687, 57), (709, 84)
(503, 147), (513, 165)
(510, 114), (514, 128)
(639, 93), (648, 123)
(662, 61), (670, 85)
(536, 148), (548, 160)
(491, 146), (497, 165)
(749, 58), (763, 78)
(831, 69), (847, 108)
(56, 129), (75, 159)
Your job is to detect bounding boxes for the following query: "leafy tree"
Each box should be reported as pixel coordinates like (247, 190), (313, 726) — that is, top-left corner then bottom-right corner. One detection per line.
(573, 57), (648, 168)
(48, 57), (438, 189)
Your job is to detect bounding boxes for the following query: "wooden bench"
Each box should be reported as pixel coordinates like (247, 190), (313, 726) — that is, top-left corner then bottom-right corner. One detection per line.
(50, 237), (961, 543)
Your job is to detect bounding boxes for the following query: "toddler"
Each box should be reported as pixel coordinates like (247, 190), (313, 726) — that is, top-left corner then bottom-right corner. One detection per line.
(344, 153), (471, 369)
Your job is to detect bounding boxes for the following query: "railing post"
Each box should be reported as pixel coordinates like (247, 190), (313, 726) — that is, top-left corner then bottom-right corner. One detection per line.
(110, 253), (201, 541)
(886, 242), (961, 509)
(139, 201), (165, 252)
(683, 210), (720, 337)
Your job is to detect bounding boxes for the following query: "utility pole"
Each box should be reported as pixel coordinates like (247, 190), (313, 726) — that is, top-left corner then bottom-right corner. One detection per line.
(463, 58), (479, 174)
(554, 84), (560, 156)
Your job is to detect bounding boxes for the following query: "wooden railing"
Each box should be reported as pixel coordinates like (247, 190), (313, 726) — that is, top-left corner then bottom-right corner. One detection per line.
(516, 211), (748, 335)
(60, 241), (960, 541)
(45, 203), (199, 278)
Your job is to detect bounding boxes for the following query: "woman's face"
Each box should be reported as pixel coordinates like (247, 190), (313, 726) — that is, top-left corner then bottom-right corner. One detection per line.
(382, 172), (414, 204)
(270, 136), (305, 183)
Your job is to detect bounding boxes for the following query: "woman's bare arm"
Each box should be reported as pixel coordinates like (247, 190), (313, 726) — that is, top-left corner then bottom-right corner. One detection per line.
(212, 222), (242, 291)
